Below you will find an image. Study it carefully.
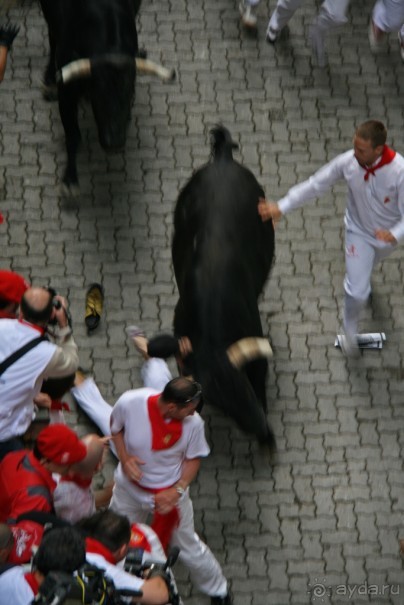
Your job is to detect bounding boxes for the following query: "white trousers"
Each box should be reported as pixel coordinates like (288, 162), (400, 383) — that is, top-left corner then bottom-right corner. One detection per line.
(71, 358), (172, 457)
(373, 0), (404, 32)
(110, 482), (228, 597)
(268, 0), (350, 32)
(343, 229), (393, 336)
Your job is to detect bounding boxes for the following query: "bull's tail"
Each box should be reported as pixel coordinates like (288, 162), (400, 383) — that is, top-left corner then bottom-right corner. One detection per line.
(210, 125), (238, 162)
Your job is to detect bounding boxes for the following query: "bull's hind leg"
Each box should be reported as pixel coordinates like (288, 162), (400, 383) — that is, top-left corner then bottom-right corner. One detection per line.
(244, 357), (269, 412)
(42, 34), (58, 100)
(58, 89), (81, 195)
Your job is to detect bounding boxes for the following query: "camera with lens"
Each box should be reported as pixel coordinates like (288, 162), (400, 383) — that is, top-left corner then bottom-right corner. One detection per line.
(45, 287), (72, 329)
(124, 546), (182, 605)
(46, 288), (60, 326)
(124, 547), (145, 577)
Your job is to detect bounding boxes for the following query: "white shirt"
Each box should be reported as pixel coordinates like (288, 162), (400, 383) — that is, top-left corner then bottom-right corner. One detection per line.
(110, 387), (210, 492)
(0, 320), (56, 441)
(278, 149), (404, 245)
(0, 319), (79, 441)
(53, 479), (96, 524)
(0, 567), (34, 605)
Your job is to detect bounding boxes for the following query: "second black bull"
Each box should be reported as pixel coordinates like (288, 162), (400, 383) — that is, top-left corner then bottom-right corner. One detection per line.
(39, 0), (142, 193)
(172, 126), (276, 450)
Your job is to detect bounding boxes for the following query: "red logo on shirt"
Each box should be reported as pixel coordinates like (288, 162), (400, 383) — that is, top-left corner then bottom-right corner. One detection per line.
(346, 244), (358, 257)
(383, 197), (390, 204)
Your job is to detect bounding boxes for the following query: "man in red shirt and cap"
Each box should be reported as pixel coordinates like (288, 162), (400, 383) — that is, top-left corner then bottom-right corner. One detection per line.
(0, 423), (87, 525)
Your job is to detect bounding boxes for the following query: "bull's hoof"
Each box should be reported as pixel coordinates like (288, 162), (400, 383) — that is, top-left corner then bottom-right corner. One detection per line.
(136, 47), (147, 59)
(60, 181), (80, 198)
(258, 427), (277, 460)
(41, 81), (58, 101)
(167, 68), (176, 82)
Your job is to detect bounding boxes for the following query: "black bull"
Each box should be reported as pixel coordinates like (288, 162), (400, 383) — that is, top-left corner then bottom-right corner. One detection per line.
(39, 0), (141, 192)
(172, 126), (276, 449)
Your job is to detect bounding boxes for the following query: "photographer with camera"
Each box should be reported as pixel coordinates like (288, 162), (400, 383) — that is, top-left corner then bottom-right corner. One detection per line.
(0, 286), (79, 460)
(0, 526), (86, 605)
(80, 510), (173, 604)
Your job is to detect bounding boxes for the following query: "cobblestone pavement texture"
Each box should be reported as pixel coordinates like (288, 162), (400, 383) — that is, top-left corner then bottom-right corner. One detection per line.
(1, 0), (404, 603)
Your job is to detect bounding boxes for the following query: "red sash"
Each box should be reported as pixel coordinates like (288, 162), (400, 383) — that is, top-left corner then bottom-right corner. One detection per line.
(85, 537), (116, 564)
(151, 508), (179, 554)
(133, 482), (180, 554)
(147, 395), (182, 450)
(361, 145), (396, 180)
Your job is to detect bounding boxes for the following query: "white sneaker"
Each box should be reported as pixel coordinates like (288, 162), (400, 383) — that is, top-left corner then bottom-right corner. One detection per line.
(239, 1), (257, 29)
(266, 25), (279, 44)
(398, 31), (404, 62)
(309, 24), (326, 67)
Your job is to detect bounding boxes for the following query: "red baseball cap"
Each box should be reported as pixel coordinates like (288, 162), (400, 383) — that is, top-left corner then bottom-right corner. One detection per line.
(0, 270), (29, 304)
(36, 424), (87, 466)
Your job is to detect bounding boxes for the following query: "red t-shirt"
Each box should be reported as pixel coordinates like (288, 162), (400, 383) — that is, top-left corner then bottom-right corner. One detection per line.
(0, 450), (56, 523)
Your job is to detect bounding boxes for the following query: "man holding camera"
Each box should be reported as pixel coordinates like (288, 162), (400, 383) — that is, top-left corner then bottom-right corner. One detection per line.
(82, 510), (172, 605)
(0, 526), (87, 605)
(0, 286), (79, 459)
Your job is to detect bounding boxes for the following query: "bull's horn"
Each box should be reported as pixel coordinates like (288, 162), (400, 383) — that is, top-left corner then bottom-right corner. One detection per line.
(58, 59), (91, 84)
(227, 338), (273, 369)
(135, 57), (176, 82)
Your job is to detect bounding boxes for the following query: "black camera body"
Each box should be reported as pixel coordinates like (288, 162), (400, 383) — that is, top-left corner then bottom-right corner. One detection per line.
(124, 547), (145, 576)
(46, 287), (72, 329)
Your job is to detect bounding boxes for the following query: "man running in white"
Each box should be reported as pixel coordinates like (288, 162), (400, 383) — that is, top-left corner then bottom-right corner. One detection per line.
(258, 120), (404, 356)
(266, 0), (351, 66)
(369, 0), (404, 52)
(239, 0), (351, 67)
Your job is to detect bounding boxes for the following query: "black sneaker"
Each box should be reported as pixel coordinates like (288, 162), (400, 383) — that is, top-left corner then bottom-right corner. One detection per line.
(211, 592), (233, 605)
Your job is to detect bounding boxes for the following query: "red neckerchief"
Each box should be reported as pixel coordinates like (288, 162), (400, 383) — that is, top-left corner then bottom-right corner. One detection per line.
(85, 537), (116, 564)
(24, 572), (40, 595)
(360, 145), (396, 181)
(0, 310), (16, 319)
(129, 524), (152, 552)
(147, 395), (183, 451)
(18, 318), (46, 335)
(60, 474), (92, 489)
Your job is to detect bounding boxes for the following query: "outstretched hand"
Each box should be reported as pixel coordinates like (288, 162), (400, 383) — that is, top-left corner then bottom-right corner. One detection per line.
(0, 23), (20, 50)
(258, 197), (283, 225)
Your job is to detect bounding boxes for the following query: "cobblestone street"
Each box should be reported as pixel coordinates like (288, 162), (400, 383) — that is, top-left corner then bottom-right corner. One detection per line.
(1, 0), (404, 603)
